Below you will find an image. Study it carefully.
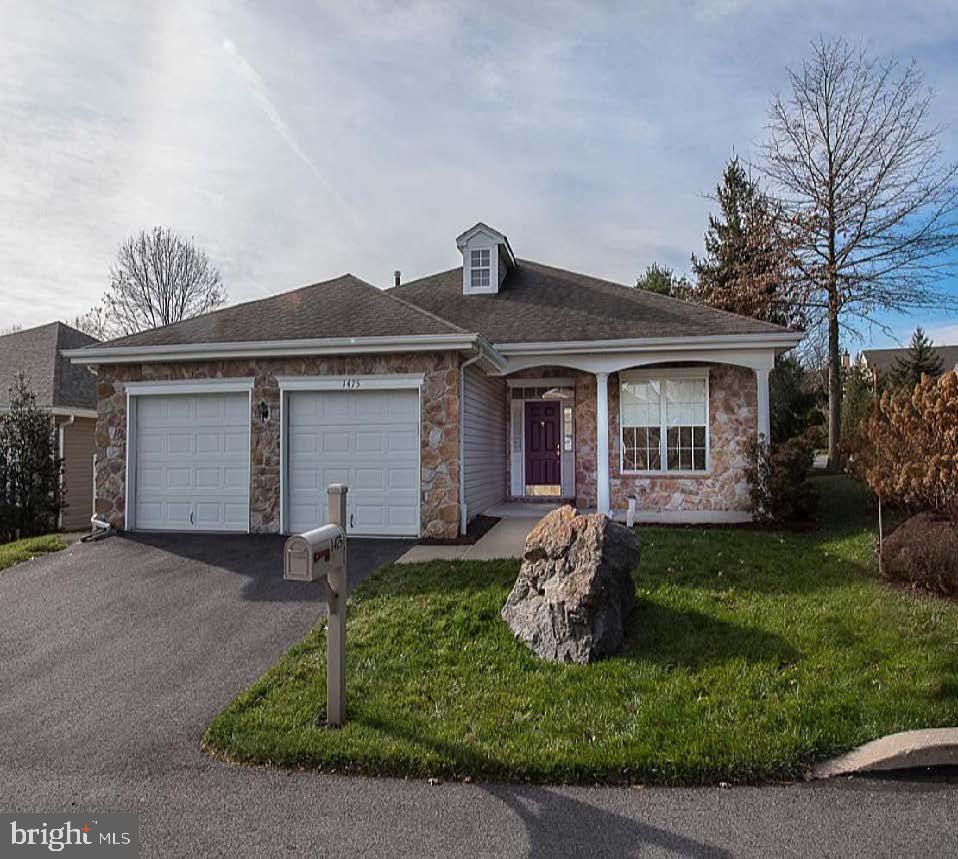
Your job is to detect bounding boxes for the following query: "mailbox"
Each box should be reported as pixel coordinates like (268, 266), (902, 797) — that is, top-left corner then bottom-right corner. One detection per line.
(284, 524), (346, 582)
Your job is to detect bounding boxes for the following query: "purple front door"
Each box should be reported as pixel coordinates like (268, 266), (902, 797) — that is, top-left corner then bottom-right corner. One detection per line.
(524, 401), (561, 486)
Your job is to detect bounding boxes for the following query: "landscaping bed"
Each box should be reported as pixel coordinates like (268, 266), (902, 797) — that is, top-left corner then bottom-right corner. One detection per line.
(203, 476), (958, 785)
(0, 535), (65, 573)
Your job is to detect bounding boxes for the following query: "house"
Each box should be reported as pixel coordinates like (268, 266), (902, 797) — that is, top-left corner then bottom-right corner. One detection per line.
(859, 345), (958, 379)
(0, 322), (99, 530)
(66, 223), (802, 538)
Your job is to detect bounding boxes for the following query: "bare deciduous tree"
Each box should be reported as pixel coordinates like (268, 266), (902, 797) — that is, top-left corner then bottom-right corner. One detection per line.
(761, 37), (958, 470)
(81, 227), (226, 338)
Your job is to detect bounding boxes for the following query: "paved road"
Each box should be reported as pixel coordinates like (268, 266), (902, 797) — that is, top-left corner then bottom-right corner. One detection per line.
(2, 537), (957, 857)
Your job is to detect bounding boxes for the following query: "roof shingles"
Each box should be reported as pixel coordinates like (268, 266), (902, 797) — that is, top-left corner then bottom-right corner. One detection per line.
(0, 322), (98, 409)
(96, 275), (463, 349)
(74, 260), (796, 357)
(389, 259), (791, 344)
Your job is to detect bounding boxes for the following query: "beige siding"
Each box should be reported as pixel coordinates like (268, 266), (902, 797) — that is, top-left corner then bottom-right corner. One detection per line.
(60, 417), (95, 530)
(462, 365), (507, 521)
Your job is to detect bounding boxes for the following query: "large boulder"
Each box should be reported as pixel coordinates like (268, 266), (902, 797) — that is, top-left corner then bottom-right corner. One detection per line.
(501, 506), (640, 663)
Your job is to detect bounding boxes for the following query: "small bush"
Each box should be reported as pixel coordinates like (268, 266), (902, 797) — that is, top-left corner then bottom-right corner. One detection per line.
(856, 371), (958, 523)
(881, 512), (958, 596)
(745, 434), (817, 525)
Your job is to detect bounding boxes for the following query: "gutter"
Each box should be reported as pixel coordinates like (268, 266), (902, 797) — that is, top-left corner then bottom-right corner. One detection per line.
(64, 333), (507, 367)
(495, 332), (805, 356)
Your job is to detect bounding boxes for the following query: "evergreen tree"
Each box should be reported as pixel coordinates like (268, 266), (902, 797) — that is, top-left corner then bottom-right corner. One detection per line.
(891, 327), (944, 388)
(691, 157), (797, 326)
(0, 373), (62, 541)
(769, 354), (821, 443)
(841, 362), (875, 447)
(635, 262), (689, 298)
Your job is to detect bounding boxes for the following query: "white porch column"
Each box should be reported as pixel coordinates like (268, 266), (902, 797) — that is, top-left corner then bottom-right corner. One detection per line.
(595, 371), (611, 515)
(755, 367), (771, 443)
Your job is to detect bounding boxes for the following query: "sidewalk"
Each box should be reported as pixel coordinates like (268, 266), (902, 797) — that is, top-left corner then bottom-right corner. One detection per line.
(396, 517), (538, 563)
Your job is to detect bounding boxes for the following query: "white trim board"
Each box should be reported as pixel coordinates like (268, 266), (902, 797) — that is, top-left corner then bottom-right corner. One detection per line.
(276, 374), (424, 392)
(64, 333), (506, 372)
(51, 407), (98, 419)
(496, 332), (803, 355)
(124, 378), (255, 396)
(506, 377), (576, 388)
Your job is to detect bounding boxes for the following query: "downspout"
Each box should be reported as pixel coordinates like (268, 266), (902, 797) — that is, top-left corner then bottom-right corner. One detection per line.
(459, 353), (482, 536)
(57, 414), (75, 530)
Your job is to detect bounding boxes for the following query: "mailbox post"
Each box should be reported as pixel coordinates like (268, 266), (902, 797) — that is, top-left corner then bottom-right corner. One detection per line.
(283, 484), (349, 728)
(325, 484), (348, 728)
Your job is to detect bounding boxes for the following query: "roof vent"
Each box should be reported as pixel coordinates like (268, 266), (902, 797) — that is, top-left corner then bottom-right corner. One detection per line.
(394, 270), (401, 287)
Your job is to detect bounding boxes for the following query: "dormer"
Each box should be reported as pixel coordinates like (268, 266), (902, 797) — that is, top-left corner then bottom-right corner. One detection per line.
(456, 222), (516, 295)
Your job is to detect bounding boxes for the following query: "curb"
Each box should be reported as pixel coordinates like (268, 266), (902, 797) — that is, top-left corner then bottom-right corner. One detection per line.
(812, 729), (958, 779)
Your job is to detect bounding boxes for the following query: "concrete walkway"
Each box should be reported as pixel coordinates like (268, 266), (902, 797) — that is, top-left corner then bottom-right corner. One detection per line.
(397, 517), (538, 563)
(813, 728), (958, 779)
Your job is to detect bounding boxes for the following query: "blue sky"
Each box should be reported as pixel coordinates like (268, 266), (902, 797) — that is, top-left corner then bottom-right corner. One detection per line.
(2, 0), (958, 350)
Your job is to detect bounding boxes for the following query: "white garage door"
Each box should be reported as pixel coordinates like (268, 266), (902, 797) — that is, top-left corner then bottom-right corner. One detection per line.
(287, 389), (420, 536)
(133, 393), (250, 532)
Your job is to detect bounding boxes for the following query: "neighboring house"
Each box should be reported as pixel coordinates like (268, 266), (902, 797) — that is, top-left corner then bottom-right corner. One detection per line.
(859, 345), (958, 380)
(66, 223), (802, 538)
(0, 322), (99, 530)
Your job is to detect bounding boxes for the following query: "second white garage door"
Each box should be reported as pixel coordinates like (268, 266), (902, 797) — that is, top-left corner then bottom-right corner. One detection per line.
(287, 389), (420, 536)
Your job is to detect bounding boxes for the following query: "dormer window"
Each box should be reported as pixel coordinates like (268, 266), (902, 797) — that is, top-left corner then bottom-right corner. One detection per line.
(456, 222), (516, 295)
(470, 249), (491, 288)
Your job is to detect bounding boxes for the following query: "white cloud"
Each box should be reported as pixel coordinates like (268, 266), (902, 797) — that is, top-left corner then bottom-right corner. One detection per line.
(927, 323), (958, 345)
(1, 0), (957, 343)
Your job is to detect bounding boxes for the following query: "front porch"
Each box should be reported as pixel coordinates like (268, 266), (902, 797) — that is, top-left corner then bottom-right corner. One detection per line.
(476, 356), (774, 525)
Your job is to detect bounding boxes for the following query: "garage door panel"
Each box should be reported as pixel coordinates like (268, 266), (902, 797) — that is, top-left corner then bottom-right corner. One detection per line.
(164, 501), (192, 525)
(388, 506), (418, 528)
(224, 431), (248, 453)
(388, 467), (417, 490)
(322, 431), (351, 454)
(388, 430), (418, 453)
(353, 468), (385, 490)
(134, 392), (250, 532)
(355, 431), (385, 453)
(167, 433), (193, 455)
(287, 389), (420, 536)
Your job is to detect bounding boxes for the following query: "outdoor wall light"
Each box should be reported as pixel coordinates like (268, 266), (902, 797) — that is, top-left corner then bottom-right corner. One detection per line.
(259, 400), (270, 422)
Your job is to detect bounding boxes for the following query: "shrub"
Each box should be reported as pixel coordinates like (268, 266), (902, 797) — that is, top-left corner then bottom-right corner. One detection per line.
(0, 373), (63, 542)
(856, 371), (958, 523)
(745, 434), (817, 525)
(881, 512), (958, 596)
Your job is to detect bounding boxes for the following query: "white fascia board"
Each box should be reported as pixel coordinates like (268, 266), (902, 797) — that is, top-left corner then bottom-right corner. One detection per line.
(124, 377), (255, 395)
(51, 407), (98, 419)
(495, 332), (804, 356)
(63, 333), (494, 365)
(276, 373), (425, 391)
(506, 377), (576, 388)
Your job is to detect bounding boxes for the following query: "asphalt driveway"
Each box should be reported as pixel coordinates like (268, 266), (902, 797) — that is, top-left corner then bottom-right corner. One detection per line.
(1, 536), (958, 857)
(0, 533), (410, 777)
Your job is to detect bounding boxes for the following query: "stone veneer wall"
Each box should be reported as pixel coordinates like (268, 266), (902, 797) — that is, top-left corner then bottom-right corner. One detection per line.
(575, 363), (757, 514)
(94, 352), (461, 538)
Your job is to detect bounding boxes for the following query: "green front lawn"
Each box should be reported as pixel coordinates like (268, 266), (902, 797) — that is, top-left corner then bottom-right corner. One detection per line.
(203, 476), (958, 785)
(0, 534), (66, 572)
